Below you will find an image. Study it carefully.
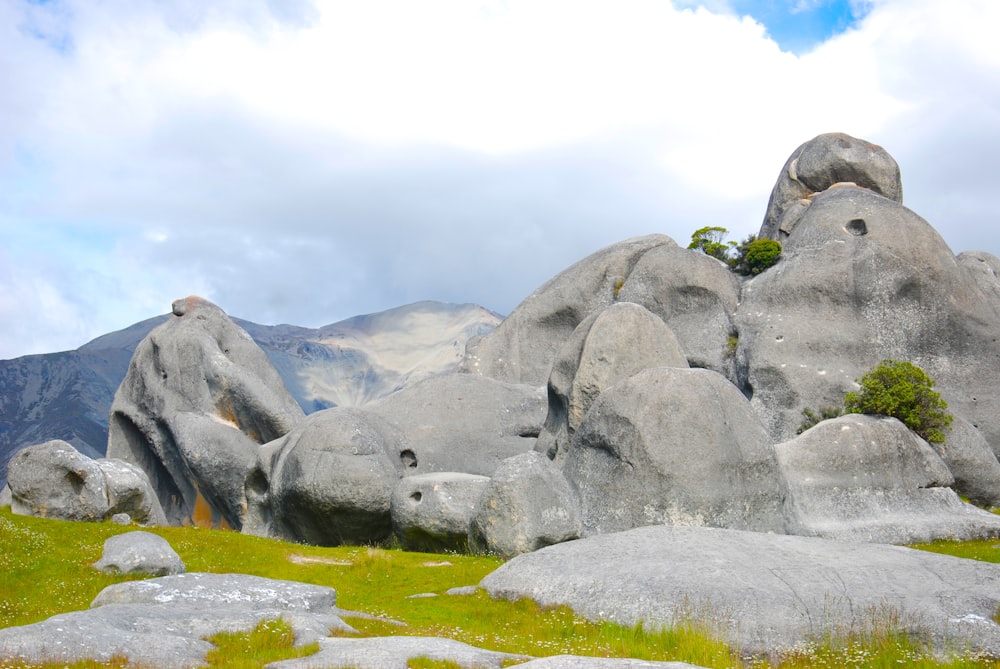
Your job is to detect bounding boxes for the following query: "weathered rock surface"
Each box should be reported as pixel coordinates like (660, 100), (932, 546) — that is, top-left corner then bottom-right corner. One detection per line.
(536, 302), (688, 463)
(461, 234), (742, 386)
(391, 472), (490, 552)
(934, 417), (1000, 508)
(0, 483), (10, 507)
(469, 451), (581, 558)
(736, 184), (1000, 453)
(0, 573), (359, 669)
(107, 296), (304, 529)
(367, 373), (546, 476)
(268, 636), (528, 669)
(480, 524), (1000, 657)
(613, 241), (741, 373)
(776, 414), (1000, 543)
(7, 440), (165, 525)
(563, 367), (786, 536)
(759, 132), (902, 241)
(93, 531), (185, 576)
(244, 407), (404, 546)
(460, 234), (675, 385)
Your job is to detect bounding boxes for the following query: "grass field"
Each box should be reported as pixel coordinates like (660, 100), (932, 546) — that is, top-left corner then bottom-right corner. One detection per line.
(2, 507), (999, 668)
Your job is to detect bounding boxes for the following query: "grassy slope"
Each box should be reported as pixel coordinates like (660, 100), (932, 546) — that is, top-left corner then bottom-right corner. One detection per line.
(1, 508), (999, 668)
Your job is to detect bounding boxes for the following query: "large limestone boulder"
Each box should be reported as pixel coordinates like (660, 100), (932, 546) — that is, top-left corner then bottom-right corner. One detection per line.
(563, 367), (786, 536)
(735, 184), (1000, 451)
(93, 531), (185, 576)
(480, 525), (1000, 658)
(8, 440), (165, 525)
(366, 373), (546, 476)
(776, 414), (1000, 543)
(468, 451), (582, 558)
(536, 302), (688, 462)
(460, 234), (741, 387)
(759, 132), (902, 241)
(459, 234), (674, 385)
(390, 472), (490, 553)
(934, 417), (1000, 508)
(244, 407), (404, 546)
(107, 296), (304, 529)
(613, 241), (741, 373)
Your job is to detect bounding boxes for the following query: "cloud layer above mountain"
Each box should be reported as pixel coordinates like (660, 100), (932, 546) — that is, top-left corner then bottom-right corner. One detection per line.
(2, 0), (998, 359)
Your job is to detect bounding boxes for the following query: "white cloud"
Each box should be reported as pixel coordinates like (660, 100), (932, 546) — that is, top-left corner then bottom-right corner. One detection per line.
(0, 0), (998, 358)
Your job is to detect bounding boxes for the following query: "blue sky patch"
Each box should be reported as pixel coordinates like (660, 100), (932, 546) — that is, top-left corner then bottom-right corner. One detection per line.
(730, 0), (869, 54)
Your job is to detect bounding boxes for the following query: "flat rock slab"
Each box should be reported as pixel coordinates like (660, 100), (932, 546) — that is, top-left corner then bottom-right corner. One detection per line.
(267, 635), (529, 668)
(479, 525), (1000, 658)
(0, 573), (359, 669)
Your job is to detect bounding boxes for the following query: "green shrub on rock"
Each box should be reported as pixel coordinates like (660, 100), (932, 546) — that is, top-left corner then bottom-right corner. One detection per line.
(844, 360), (953, 444)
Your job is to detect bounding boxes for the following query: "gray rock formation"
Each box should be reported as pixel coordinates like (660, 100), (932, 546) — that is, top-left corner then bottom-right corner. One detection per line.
(0, 572), (358, 669)
(0, 483), (11, 507)
(480, 524), (1000, 658)
(267, 636), (528, 669)
(0, 302), (498, 489)
(536, 302), (688, 462)
(563, 367), (786, 536)
(93, 531), (185, 576)
(367, 373), (546, 476)
(776, 414), (1000, 543)
(759, 132), (902, 241)
(736, 184), (1000, 453)
(613, 241), (741, 373)
(461, 234), (742, 386)
(468, 452), (581, 558)
(460, 234), (674, 385)
(244, 407), (404, 546)
(107, 296), (305, 529)
(934, 417), (1000, 508)
(390, 472), (490, 552)
(7, 440), (165, 525)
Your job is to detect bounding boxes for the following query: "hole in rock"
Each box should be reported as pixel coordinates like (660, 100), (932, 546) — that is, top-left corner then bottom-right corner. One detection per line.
(846, 218), (868, 236)
(410, 491), (422, 503)
(400, 449), (418, 469)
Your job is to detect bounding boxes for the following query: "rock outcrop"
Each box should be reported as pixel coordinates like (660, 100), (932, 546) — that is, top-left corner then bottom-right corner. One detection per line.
(480, 524), (1000, 658)
(468, 451), (582, 558)
(390, 472), (490, 552)
(107, 296), (305, 529)
(759, 132), (903, 241)
(366, 373), (546, 476)
(7, 440), (165, 525)
(736, 181), (1000, 452)
(0, 572), (360, 669)
(563, 367), (786, 536)
(776, 414), (1000, 543)
(93, 531), (185, 576)
(244, 407), (404, 546)
(536, 302), (688, 463)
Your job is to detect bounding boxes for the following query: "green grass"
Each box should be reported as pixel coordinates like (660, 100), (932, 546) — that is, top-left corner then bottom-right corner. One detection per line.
(2, 507), (1000, 668)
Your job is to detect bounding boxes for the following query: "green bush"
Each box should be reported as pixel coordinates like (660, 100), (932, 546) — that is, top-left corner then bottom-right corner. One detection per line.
(843, 360), (953, 444)
(742, 238), (782, 275)
(687, 226), (735, 263)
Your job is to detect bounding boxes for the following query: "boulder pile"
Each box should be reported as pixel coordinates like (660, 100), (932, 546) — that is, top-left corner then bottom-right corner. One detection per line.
(7, 132), (1000, 661)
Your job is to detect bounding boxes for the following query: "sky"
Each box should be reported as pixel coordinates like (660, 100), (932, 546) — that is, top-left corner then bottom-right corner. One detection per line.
(1, 0), (999, 360)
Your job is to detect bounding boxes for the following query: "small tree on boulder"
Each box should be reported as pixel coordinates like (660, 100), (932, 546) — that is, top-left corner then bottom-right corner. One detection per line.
(844, 359), (953, 444)
(687, 226), (735, 262)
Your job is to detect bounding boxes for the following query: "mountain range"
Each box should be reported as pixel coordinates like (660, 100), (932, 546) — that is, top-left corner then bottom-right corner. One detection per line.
(0, 300), (500, 487)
